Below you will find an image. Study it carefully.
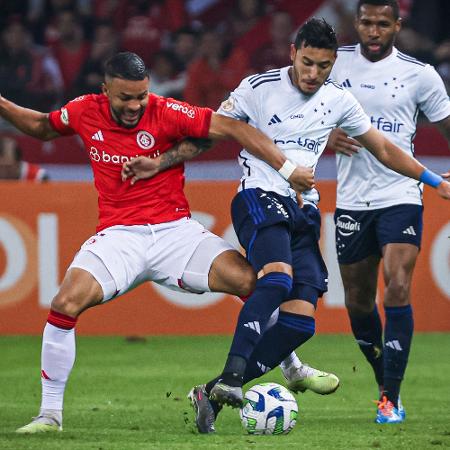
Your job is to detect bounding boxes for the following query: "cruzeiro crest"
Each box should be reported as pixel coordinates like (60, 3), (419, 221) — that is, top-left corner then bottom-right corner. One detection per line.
(136, 130), (155, 150)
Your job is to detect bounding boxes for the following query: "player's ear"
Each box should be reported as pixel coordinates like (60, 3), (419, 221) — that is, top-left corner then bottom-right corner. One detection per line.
(101, 83), (107, 95)
(395, 17), (402, 33)
(290, 44), (296, 62)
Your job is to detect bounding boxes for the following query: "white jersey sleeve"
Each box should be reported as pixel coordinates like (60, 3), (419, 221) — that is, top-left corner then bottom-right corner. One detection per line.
(416, 65), (450, 123)
(218, 77), (258, 122)
(337, 90), (372, 137)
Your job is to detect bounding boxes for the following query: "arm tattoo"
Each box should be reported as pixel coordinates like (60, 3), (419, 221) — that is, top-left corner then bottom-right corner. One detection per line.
(158, 138), (213, 171)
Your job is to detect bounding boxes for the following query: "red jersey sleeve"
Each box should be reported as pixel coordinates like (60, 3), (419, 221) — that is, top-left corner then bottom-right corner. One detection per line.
(48, 95), (89, 135)
(161, 97), (213, 140)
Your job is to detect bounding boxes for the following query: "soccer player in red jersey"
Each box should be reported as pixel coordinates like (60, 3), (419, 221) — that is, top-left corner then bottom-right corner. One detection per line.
(0, 52), (315, 434)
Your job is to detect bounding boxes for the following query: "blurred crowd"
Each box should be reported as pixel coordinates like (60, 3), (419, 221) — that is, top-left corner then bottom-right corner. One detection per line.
(1, 0), (449, 118)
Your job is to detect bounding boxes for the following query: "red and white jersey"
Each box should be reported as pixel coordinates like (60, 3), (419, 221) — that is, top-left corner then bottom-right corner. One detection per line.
(49, 93), (212, 231)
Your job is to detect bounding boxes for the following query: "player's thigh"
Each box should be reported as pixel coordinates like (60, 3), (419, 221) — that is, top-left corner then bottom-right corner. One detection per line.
(207, 248), (256, 296)
(52, 266), (104, 316)
(382, 243), (419, 284)
(334, 208), (380, 264)
(153, 220), (239, 294)
(231, 188), (295, 273)
(70, 226), (149, 301)
(377, 204), (422, 285)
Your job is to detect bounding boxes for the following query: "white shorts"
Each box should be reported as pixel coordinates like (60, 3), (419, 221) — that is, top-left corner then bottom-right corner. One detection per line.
(69, 217), (234, 301)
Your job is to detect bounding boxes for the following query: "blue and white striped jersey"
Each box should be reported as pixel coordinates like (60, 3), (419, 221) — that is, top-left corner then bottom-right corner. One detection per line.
(331, 44), (450, 210)
(217, 66), (371, 204)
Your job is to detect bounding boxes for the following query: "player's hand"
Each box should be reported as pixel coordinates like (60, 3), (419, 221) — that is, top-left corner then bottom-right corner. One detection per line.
(327, 128), (361, 156)
(436, 179), (450, 199)
(288, 165), (315, 193)
(121, 156), (160, 185)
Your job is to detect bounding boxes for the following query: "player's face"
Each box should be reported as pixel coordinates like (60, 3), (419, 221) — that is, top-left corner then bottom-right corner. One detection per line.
(289, 43), (336, 95)
(103, 77), (149, 128)
(356, 4), (401, 62)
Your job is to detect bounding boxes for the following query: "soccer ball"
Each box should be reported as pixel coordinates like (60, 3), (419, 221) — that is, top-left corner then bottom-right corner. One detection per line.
(239, 382), (298, 435)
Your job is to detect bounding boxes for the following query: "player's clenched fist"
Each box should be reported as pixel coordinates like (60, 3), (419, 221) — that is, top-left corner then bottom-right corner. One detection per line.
(122, 156), (159, 185)
(288, 165), (315, 193)
(437, 178), (450, 200)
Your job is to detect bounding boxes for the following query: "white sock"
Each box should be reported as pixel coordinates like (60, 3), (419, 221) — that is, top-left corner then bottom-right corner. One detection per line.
(40, 323), (76, 413)
(280, 352), (303, 376)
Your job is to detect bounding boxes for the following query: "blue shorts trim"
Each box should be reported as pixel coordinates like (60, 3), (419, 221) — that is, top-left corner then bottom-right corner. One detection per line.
(334, 204), (423, 264)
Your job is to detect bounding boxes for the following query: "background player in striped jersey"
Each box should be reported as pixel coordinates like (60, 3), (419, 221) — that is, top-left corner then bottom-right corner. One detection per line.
(0, 51), (318, 434)
(123, 18), (450, 432)
(328, 0), (450, 423)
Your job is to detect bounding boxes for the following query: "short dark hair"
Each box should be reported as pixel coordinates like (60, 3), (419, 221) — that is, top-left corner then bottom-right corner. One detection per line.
(357, 0), (400, 20)
(104, 52), (149, 81)
(294, 18), (337, 51)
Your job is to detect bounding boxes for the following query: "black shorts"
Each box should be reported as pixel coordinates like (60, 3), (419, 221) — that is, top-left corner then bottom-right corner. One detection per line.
(231, 188), (328, 296)
(334, 204), (423, 264)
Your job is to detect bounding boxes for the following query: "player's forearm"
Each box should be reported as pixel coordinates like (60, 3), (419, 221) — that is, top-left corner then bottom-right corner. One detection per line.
(358, 128), (426, 181)
(158, 138), (212, 171)
(379, 138), (426, 180)
(0, 96), (57, 140)
(209, 113), (285, 170)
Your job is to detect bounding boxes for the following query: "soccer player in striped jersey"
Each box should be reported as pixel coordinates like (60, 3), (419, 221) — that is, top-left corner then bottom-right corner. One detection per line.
(328, 0), (450, 424)
(123, 18), (450, 432)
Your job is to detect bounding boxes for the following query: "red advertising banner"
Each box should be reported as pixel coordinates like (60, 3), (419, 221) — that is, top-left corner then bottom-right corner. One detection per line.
(0, 181), (448, 335)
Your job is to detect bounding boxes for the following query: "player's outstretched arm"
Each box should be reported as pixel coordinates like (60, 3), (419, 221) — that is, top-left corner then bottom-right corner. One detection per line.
(208, 113), (314, 192)
(327, 128), (361, 156)
(356, 126), (450, 199)
(0, 94), (59, 140)
(122, 138), (212, 184)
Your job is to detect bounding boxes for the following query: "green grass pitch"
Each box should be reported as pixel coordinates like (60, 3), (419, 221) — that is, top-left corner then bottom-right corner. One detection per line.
(0, 334), (449, 449)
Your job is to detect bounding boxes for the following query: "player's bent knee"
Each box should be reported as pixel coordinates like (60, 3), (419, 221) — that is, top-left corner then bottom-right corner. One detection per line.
(237, 268), (256, 297)
(51, 290), (97, 317)
(385, 279), (410, 303)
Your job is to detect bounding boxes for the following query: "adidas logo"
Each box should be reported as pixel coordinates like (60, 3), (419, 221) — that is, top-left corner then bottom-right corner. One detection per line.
(257, 361), (271, 373)
(402, 226), (416, 236)
(244, 321), (261, 334)
(385, 340), (403, 351)
(342, 78), (352, 88)
(92, 130), (104, 141)
(268, 114), (282, 125)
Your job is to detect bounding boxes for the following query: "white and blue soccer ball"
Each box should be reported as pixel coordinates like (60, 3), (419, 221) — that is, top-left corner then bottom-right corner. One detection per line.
(239, 382), (298, 435)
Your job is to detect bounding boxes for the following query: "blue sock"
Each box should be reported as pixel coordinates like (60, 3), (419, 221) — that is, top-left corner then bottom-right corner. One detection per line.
(348, 307), (384, 387)
(224, 272), (293, 379)
(243, 312), (315, 384)
(383, 305), (414, 407)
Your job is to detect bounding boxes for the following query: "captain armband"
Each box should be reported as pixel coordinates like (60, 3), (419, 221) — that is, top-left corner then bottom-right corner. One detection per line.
(419, 169), (443, 188)
(278, 159), (297, 180)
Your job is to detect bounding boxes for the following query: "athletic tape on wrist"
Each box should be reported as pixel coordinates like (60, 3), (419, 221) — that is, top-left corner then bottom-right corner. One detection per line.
(419, 169), (443, 188)
(278, 159), (296, 180)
